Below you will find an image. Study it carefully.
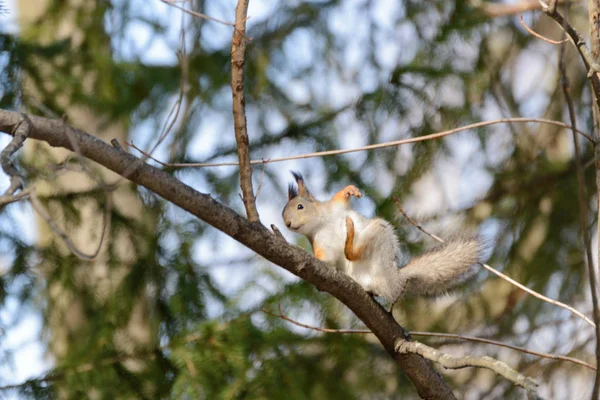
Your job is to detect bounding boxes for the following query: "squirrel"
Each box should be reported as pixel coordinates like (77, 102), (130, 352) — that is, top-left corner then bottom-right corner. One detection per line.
(282, 172), (482, 303)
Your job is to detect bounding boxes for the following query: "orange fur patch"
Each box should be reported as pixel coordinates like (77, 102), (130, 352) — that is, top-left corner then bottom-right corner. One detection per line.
(344, 216), (363, 261)
(313, 246), (326, 260)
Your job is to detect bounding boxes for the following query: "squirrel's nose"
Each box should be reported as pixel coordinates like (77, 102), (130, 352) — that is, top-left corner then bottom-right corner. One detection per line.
(286, 221), (292, 228)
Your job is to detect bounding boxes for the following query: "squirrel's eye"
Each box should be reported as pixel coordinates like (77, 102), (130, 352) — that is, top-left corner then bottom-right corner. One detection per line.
(297, 204), (304, 210)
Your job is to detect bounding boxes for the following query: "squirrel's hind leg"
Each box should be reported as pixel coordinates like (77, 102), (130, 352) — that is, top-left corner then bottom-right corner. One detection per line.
(344, 217), (364, 261)
(344, 217), (384, 261)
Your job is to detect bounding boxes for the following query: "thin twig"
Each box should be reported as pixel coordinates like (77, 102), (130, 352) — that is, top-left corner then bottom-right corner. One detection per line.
(519, 15), (568, 44)
(0, 186), (34, 208)
(410, 331), (594, 371)
(477, 0), (548, 17)
(160, 0), (236, 26)
(392, 196), (444, 242)
(0, 115), (30, 212)
(231, 0), (259, 222)
(395, 340), (540, 397)
(539, 0), (600, 109)
(557, 1), (600, 393)
(392, 199), (596, 328)
(127, 117), (594, 168)
(111, 14), (190, 188)
(1, 116), (29, 193)
(29, 190), (112, 261)
(254, 159), (269, 199)
(480, 263), (595, 327)
(262, 306), (595, 371)
(264, 305), (372, 334)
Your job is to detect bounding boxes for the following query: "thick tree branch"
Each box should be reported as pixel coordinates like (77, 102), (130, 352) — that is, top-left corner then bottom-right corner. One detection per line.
(231, 0), (259, 222)
(0, 109), (455, 400)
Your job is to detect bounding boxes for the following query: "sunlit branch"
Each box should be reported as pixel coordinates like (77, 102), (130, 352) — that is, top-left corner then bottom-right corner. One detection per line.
(519, 15), (568, 44)
(231, 0), (259, 222)
(160, 0), (236, 26)
(127, 117), (594, 168)
(262, 306), (595, 371)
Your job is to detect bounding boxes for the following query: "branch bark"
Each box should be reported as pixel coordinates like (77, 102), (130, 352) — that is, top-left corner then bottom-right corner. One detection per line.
(0, 109), (456, 399)
(395, 341), (540, 399)
(231, 0), (259, 222)
(557, 2), (600, 395)
(589, 0), (600, 397)
(540, 1), (600, 111)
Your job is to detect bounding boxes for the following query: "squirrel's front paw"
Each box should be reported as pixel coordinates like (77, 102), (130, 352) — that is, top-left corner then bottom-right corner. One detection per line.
(342, 185), (362, 199)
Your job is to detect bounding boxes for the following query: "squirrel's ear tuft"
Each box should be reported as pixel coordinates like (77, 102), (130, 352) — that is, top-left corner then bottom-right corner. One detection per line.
(291, 171), (303, 183)
(291, 171), (316, 201)
(288, 183), (298, 200)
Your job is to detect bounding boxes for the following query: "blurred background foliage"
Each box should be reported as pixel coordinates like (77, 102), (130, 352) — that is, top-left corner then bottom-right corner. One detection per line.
(0, 0), (597, 398)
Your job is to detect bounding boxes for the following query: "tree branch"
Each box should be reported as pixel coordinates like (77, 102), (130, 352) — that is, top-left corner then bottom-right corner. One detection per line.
(0, 108), (456, 400)
(126, 117), (594, 168)
(263, 306), (595, 371)
(231, 0), (259, 222)
(0, 115), (29, 211)
(395, 341), (541, 399)
(557, 2), (600, 393)
(539, 0), (600, 110)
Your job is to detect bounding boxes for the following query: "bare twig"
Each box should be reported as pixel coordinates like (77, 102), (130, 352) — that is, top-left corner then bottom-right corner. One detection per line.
(477, 0), (547, 17)
(1, 116), (29, 194)
(254, 159), (269, 199)
(127, 117), (594, 168)
(480, 263), (595, 327)
(0, 186), (34, 208)
(411, 331), (594, 371)
(519, 15), (568, 44)
(557, 1), (600, 393)
(262, 306), (595, 370)
(270, 224), (286, 240)
(392, 199), (596, 328)
(539, 0), (600, 108)
(29, 190), (112, 261)
(264, 305), (372, 334)
(160, 0), (236, 26)
(231, 0), (259, 222)
(112, 13), (190, 187)
(0, 115), (30, 211)
(395, 340), (540, 397)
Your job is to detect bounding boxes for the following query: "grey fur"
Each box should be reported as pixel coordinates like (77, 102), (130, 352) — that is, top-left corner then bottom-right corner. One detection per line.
(395, 235), (482, 298)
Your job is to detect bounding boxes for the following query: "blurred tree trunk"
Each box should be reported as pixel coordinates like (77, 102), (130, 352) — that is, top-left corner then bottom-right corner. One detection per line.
(17, 0), (157, 396)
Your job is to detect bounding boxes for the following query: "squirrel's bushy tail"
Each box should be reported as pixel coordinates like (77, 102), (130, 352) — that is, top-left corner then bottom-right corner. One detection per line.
(398, 235), (482, 297)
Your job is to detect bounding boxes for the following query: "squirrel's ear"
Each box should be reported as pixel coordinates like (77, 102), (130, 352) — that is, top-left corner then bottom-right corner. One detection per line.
(288, 183), (298, 200)
(291, 171), (316, 201)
